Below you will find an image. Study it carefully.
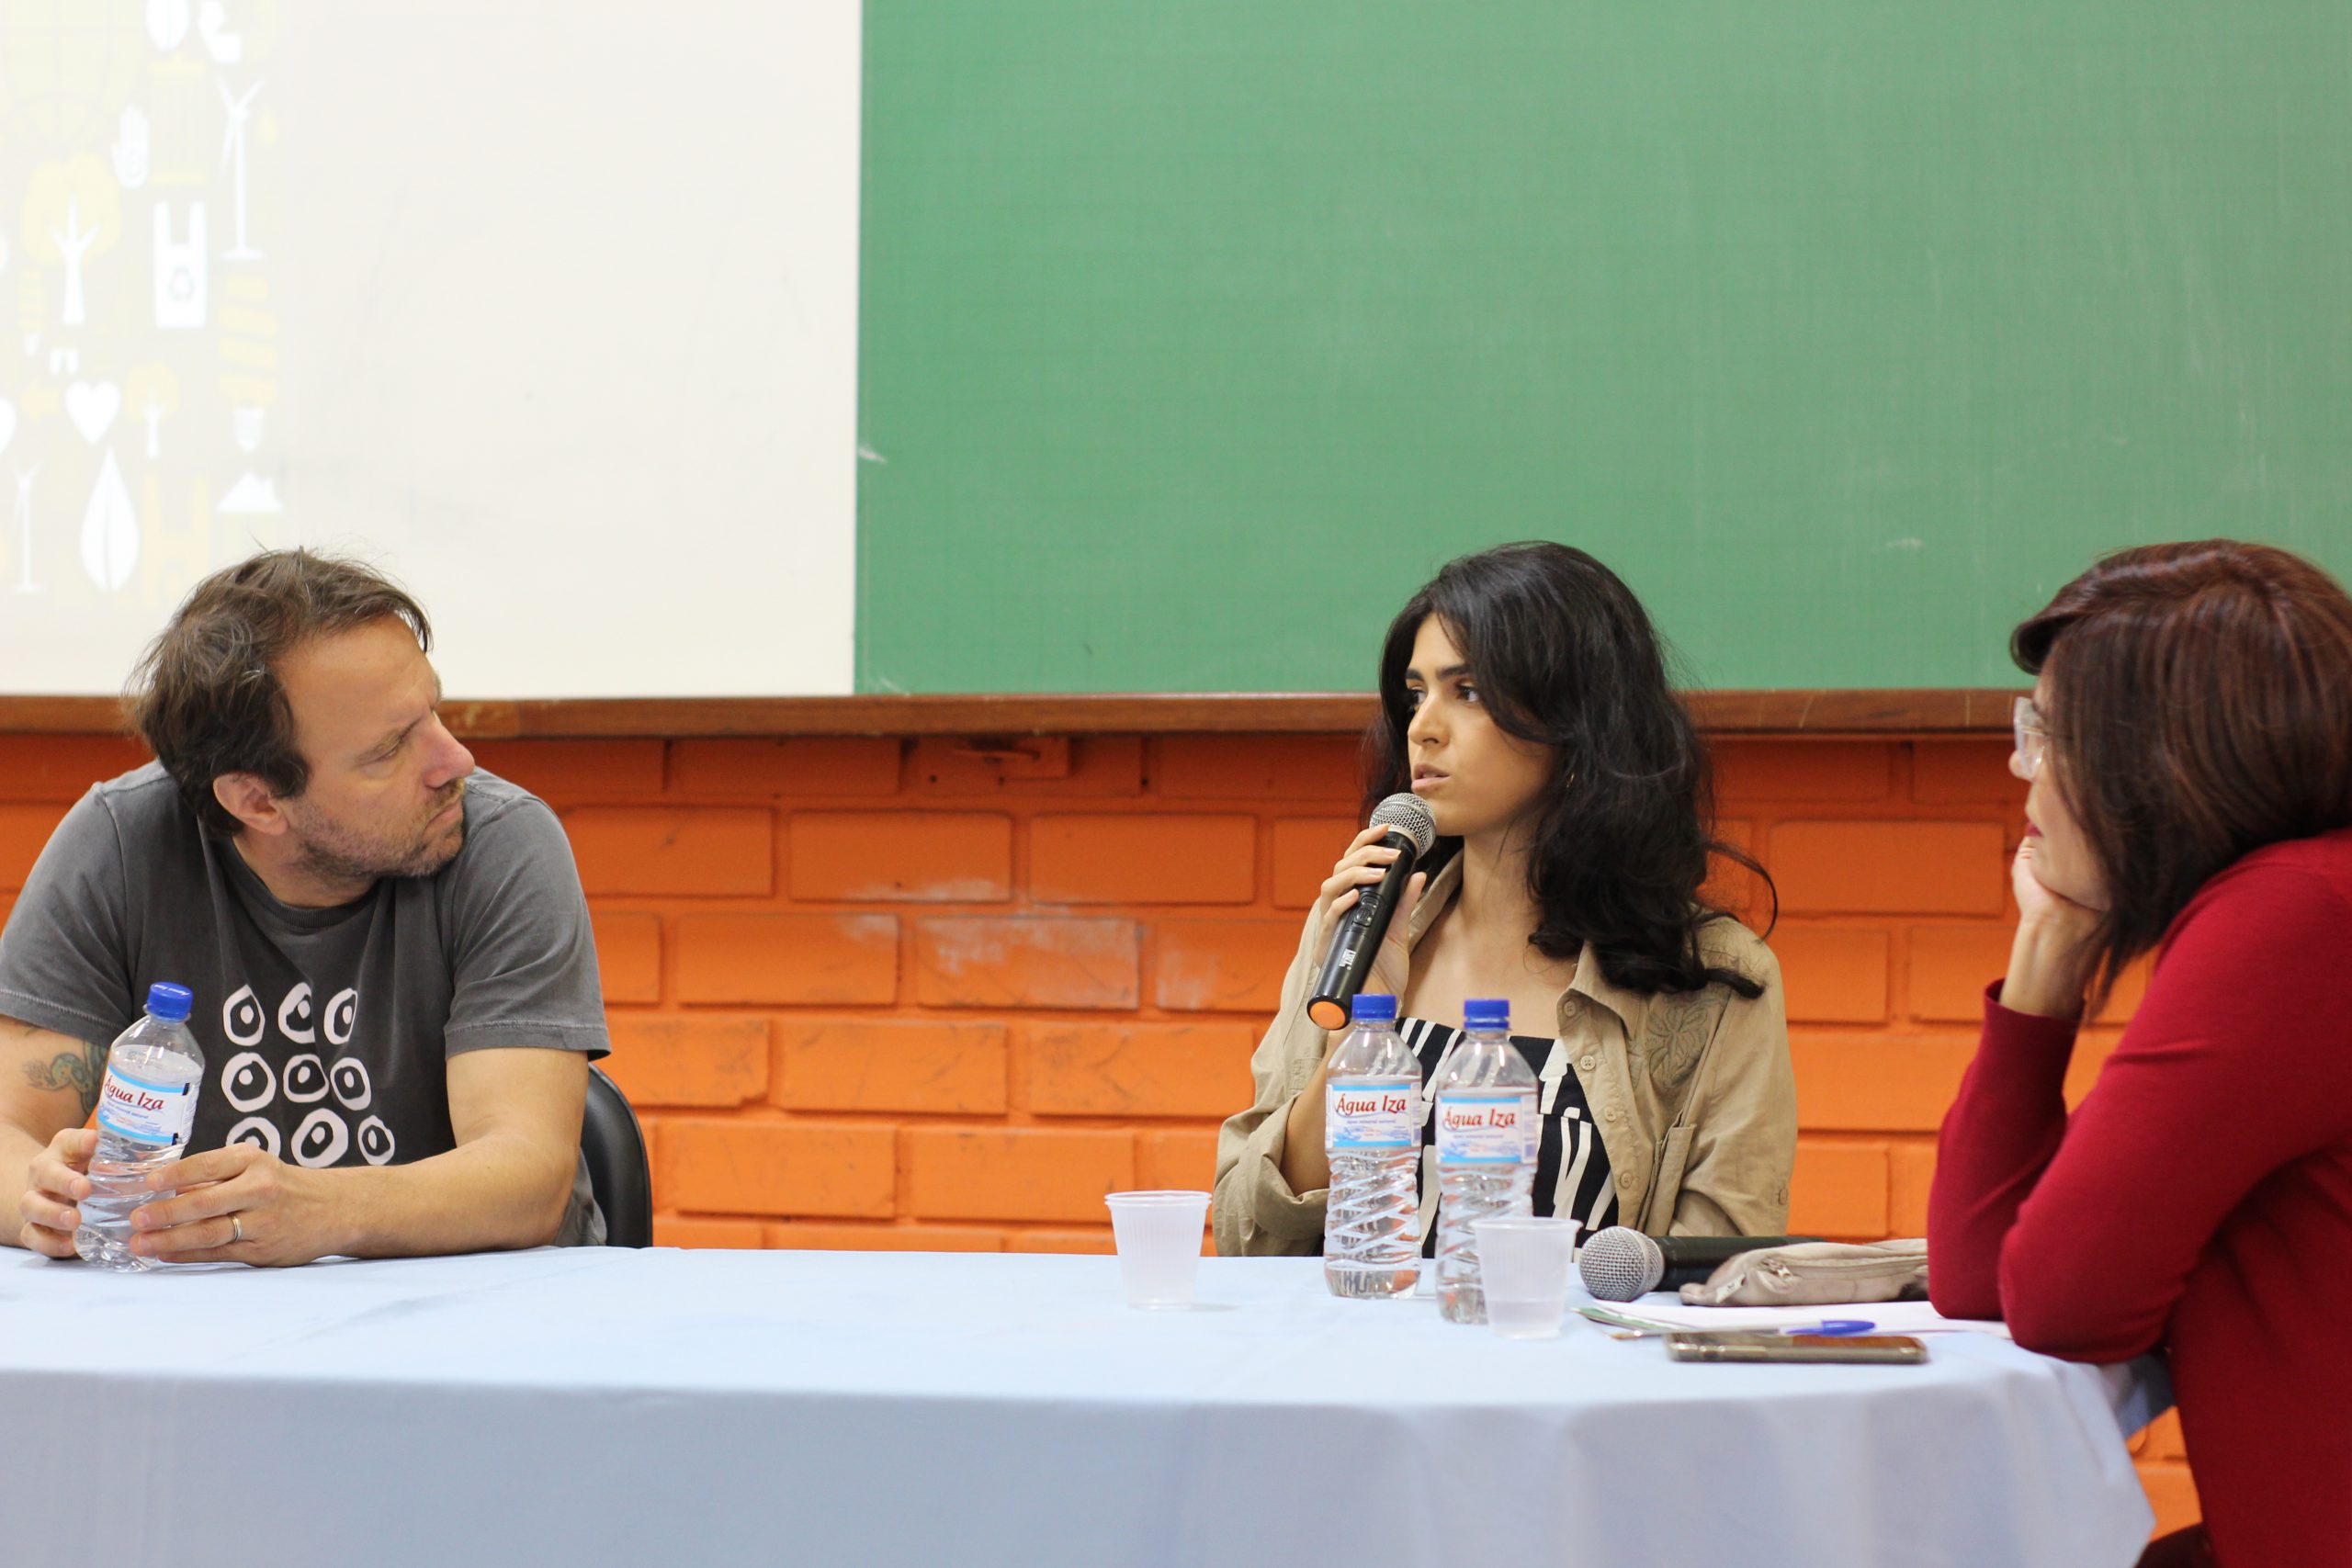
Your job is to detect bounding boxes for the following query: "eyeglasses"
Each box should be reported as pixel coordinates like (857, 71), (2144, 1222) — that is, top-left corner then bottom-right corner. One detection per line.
(2013, 696), (2049, 780)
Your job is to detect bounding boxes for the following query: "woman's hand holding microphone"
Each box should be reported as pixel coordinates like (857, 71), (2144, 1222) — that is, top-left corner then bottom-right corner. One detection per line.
(1317, 824), (1428, 1003)
(1278, 827), (1427, 1194)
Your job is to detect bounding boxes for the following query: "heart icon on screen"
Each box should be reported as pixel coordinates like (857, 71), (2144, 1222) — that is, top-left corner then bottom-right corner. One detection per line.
(65, 381), (120, 445)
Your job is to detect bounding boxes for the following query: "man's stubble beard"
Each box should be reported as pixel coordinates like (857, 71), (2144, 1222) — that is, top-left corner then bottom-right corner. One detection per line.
(285, 785), (467, 886)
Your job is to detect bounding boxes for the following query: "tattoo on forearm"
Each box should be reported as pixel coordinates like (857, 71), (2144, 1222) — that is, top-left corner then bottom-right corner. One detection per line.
(21, 1042), (109, 1119)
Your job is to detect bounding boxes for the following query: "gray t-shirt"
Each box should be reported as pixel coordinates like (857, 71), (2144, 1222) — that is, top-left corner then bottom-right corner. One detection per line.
(0, 764), (609, 1245)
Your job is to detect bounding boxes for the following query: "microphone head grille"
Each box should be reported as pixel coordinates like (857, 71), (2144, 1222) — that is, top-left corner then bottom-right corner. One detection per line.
(1577, 1226), (1665, 1303)
(1368, 793), (1438, 855)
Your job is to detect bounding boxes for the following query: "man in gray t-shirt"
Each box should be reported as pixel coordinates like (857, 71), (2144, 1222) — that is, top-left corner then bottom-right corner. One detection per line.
(2, 551), (609, 1263)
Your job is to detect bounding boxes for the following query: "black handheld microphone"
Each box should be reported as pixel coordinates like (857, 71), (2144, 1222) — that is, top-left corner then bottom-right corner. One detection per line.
(1577, 1227), (1826, 1302)
(1306, 794), (1438, 1031)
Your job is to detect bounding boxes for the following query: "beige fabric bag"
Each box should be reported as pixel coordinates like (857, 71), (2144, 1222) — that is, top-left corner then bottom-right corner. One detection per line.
(1677, 1238), (1929, 1307)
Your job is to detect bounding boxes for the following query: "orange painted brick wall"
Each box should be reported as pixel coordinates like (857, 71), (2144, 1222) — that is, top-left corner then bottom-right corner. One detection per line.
(0, 728), (2193, 1535)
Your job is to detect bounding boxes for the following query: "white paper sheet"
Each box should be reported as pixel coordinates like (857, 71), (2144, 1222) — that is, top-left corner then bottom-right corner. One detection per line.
(1587, 1297), (2013, 1337)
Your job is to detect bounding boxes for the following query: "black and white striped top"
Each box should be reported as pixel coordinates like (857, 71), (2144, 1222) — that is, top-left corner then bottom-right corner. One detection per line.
(1401, 1015), (1621, 1256)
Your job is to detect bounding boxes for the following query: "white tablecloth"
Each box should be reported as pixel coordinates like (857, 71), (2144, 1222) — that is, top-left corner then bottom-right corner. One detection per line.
(0, 1248), (2162, 1567)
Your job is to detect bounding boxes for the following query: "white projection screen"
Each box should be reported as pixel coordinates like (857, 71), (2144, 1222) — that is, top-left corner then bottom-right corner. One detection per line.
(0, 0), (861, 698)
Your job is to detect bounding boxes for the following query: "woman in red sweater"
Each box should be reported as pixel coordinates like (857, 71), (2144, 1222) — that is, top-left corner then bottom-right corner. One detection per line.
(1929, 540), (2352, 1568)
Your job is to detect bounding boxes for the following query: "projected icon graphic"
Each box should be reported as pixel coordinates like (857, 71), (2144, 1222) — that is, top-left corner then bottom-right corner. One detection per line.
(66, 381), (122, 446)
(218, 79), (264, 260)
(3, 6), (285, 623)
(146, 0), (190, 51)
(81, 452), (139, 593)
(220, 404), (279, 514)
(198, 2), (243, 65)
(50, 198), (97, 328)
(154, 202), (209, 328)
(112, 109), (152, 191)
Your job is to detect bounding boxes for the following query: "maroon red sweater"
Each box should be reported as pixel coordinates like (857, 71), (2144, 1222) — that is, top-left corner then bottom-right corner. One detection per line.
(1928, 829), (2352, 1568)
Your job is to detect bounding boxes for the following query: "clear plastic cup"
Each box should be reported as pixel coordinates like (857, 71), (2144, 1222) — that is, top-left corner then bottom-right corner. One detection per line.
(1104, 1190), (1212, 1308)
(1472, 1215), (1579, 1338)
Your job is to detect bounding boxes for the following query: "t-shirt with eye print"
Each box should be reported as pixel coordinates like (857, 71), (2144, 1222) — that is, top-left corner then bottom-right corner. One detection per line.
(0, 763), (610, 1245)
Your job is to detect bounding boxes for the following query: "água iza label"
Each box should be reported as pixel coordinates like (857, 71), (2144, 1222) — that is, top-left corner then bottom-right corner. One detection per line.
(1327, 1078), (1417, 1150)
(1435, 1090), (1537, 1165)
(96, 1066), (197, 1146)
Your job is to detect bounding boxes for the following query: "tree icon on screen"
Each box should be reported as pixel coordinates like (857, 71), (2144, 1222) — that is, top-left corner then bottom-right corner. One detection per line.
(19, 158), (122, 331)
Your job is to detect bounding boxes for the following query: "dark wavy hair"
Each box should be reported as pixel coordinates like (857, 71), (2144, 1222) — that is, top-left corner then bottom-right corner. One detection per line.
(128, 550), (433, 839)
(1364, 542), (1773, 998)
(2013, 539), (2352, 1016)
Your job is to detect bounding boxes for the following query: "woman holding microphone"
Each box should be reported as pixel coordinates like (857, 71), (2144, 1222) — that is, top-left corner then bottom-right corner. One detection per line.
(1214, 541), (1795, 1258)
(1929, 541), (2352, 1568)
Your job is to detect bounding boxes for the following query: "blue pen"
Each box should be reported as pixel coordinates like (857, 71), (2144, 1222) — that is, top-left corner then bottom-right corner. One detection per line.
(1781, 1319), (1876, 1336)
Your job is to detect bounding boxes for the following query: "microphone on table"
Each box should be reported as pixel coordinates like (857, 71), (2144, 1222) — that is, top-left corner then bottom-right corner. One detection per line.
(1577, 1226), (1825, 1302)
(1306, 794), (1439, 1031)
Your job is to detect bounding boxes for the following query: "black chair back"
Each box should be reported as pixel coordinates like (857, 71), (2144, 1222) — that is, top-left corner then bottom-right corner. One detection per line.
(581, 1064), (652, 1247)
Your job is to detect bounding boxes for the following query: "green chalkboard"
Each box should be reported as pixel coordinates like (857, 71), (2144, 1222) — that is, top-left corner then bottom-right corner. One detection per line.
(856, 2), (2352, 694)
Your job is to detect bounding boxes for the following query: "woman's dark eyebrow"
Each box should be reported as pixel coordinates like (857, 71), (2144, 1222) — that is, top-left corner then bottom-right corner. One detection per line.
(1404, 664), (1474, 682)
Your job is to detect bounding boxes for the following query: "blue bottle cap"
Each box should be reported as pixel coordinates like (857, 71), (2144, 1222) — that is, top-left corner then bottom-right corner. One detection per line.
(1350, 993), (1396, 1022)
(144, 982), (193, 1022)
(1463, 998), (1510, 1030)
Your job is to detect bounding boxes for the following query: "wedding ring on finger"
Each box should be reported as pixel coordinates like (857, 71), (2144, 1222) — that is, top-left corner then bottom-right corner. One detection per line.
(230, 1213), (243, 1245)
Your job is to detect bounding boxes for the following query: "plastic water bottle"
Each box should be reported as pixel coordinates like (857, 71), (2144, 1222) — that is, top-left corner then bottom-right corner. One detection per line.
(1322, 993), (1420, 1299)
(1431, 998), (1538, 1324)
(74, 983), (204, 1272)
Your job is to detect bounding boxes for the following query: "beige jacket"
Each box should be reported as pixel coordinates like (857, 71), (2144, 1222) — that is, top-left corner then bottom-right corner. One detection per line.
(1212, 853), (1795, 1255)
